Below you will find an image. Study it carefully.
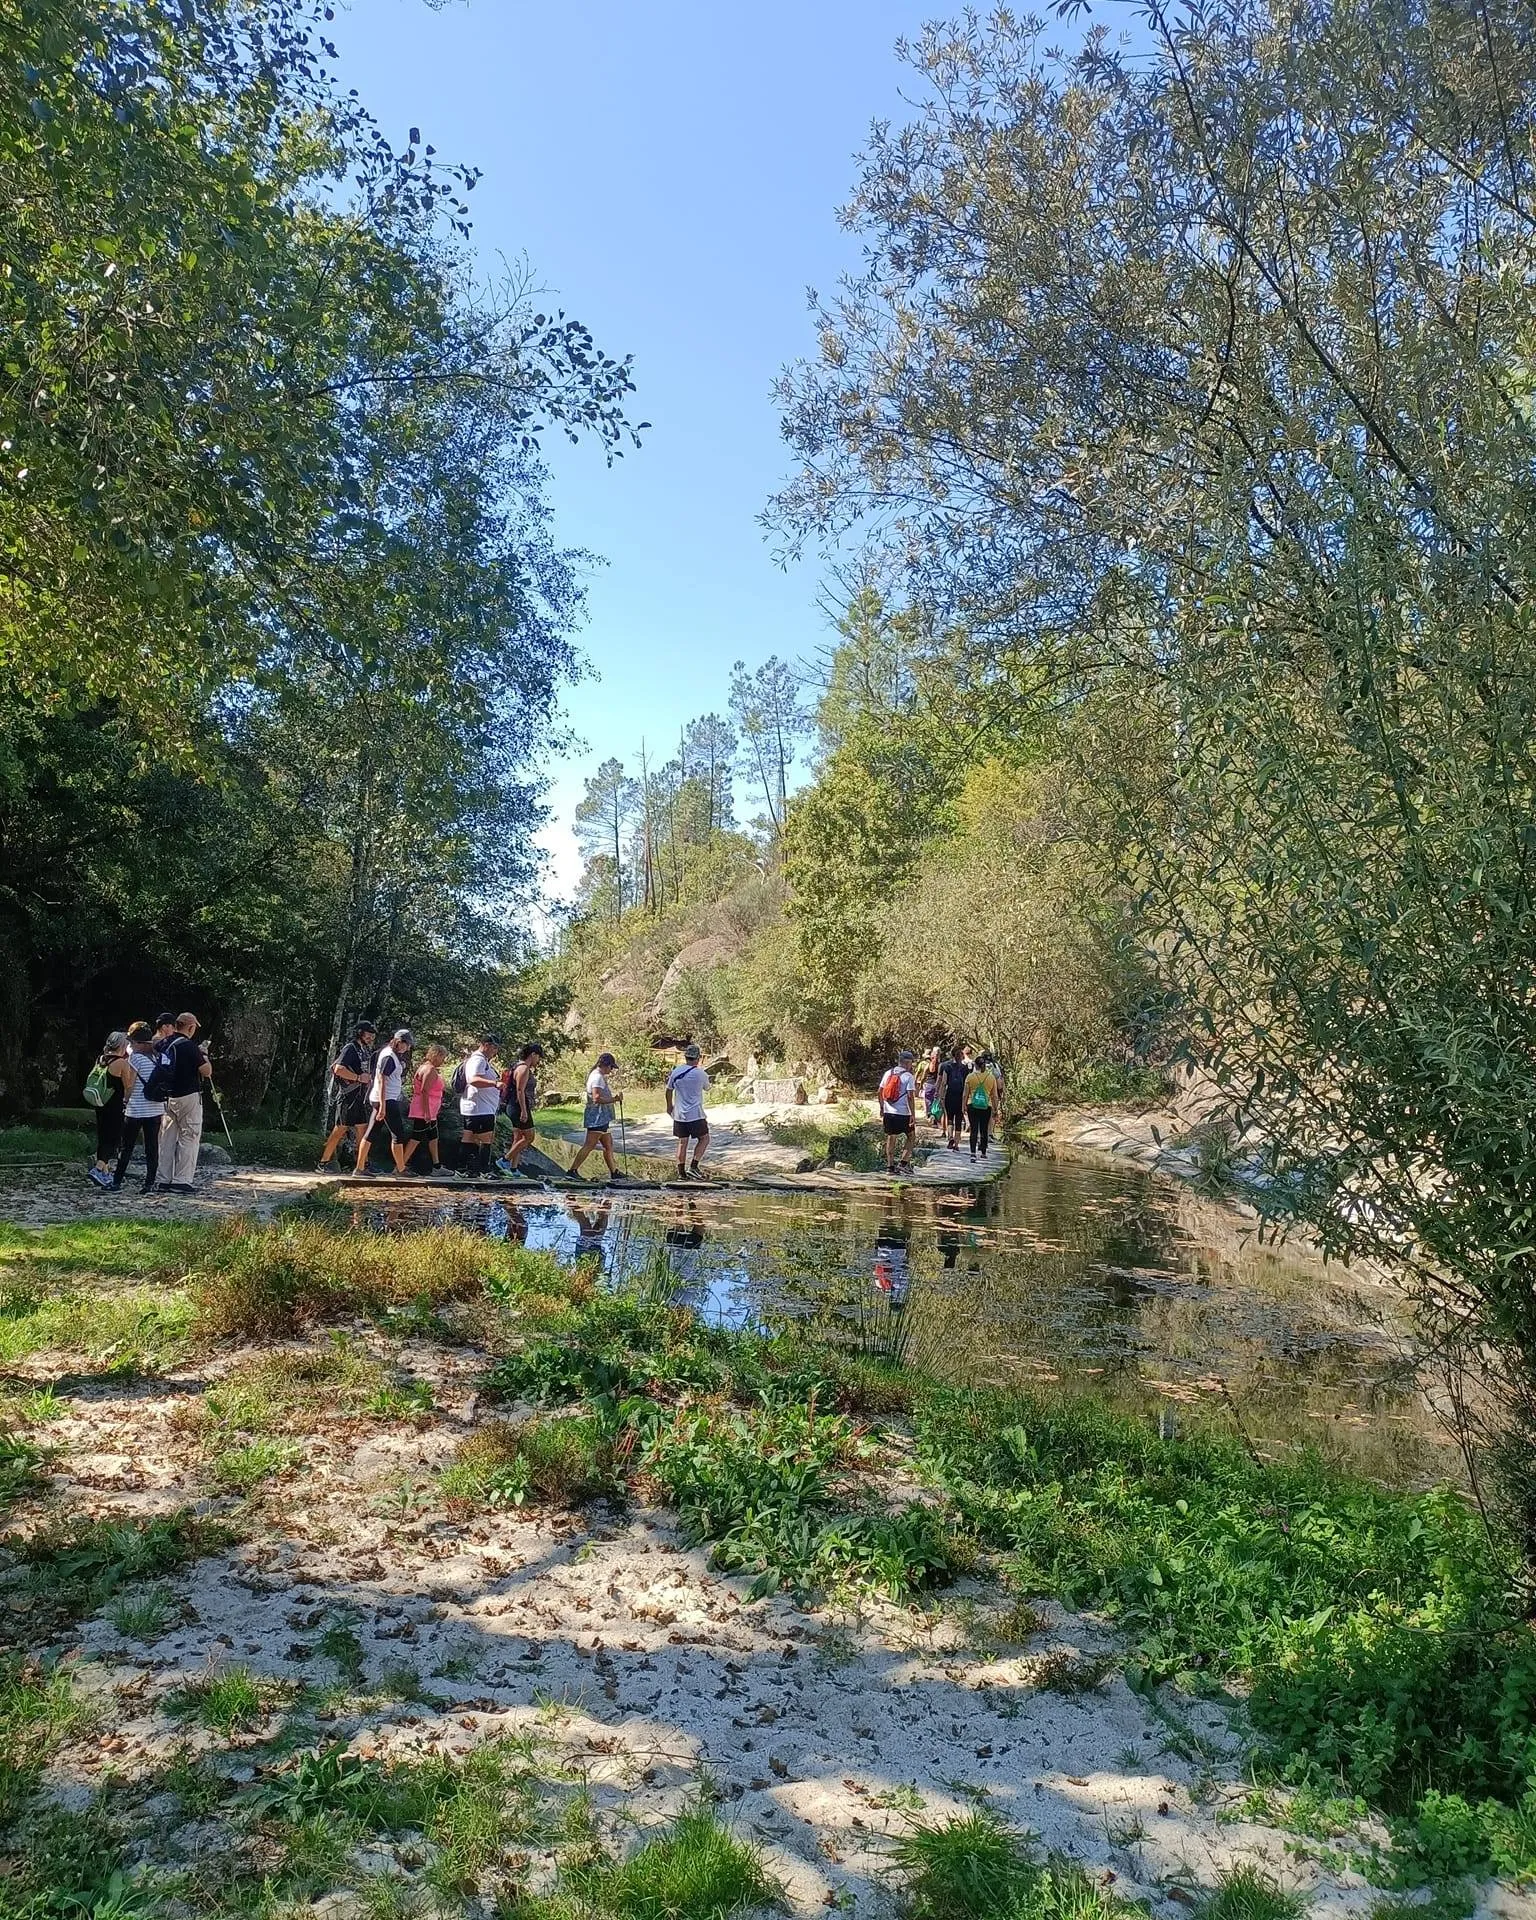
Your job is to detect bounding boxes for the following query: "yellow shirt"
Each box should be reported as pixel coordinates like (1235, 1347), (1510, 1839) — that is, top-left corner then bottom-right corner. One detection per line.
(963, 1070), (999, 1111)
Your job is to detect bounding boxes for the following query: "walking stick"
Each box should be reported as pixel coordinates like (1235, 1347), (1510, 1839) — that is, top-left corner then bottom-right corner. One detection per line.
(617, 1096), (631, 1176)
(208, 1077), (235, 1149)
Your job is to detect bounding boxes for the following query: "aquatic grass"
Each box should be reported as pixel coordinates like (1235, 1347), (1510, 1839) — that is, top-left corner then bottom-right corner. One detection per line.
(188, 1219), (500, 1337)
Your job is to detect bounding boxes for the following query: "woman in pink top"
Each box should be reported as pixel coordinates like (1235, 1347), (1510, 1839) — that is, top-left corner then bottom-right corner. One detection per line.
(409, 1043), (448, 1175)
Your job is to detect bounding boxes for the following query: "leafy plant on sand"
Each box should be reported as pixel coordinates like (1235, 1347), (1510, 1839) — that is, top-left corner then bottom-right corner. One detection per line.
(443, 1416), (620, 1511)
(894, 1809), (1141, 1920)
(913, 1388), (1536, 1835)
(0, 1511), (229, 1647)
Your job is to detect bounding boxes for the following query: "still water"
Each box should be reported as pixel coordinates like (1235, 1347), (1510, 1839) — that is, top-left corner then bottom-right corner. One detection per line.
(352, 1153), (1457, 1488)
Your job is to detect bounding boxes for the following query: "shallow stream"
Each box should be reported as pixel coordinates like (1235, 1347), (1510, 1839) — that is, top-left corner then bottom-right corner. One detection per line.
(352, 1152), (1457, 1488)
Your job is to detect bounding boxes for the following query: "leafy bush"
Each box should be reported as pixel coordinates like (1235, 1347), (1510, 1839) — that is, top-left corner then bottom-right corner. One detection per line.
(914, 1388), (1536, 1815)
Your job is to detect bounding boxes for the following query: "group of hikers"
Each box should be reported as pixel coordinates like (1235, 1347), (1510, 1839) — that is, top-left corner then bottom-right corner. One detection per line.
(313, 1021), (715, 1184)
(82, 1009), (1000, 1192)
(83, 1013), (214, 1194)
(877, 1043), (1004, 1174)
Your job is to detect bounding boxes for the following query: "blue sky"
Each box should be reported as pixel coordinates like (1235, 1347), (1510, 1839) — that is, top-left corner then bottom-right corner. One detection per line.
(328, 0), (946, 897)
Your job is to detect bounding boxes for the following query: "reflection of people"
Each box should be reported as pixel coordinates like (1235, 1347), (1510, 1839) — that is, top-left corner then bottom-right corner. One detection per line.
(663, 1195), (707, 1306)
(937, 1221), (962, 1270)
(873, 1204), (911, 1308)
(569, 1194), (614, 1270)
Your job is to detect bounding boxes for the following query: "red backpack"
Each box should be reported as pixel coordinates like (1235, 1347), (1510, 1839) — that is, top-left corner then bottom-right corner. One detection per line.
(879, 1068), (905, 1105)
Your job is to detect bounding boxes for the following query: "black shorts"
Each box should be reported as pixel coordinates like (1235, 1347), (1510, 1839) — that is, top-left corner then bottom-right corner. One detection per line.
(338, 1090), (369, 1128)
(672, 1118), (709, 1140)
(411, 1118), (438, 1143)
(882, 1112), (913, 1136)
(507, 1104), (534, 1131)
(375, 1099), (409, 1144)
(461, 1112), (496, 1139)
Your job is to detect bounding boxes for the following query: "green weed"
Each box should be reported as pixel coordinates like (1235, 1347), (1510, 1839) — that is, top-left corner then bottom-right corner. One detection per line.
(894, 1812), (1144, 1920)
(207, 1438), (302, 1493)
(2, 1510), (227, 1646)
(196, 1337), (386, 1438)
(1194, 1865), (1306, 1920)
(0, 1429), (45, 1511)
(107, 1585), (178, 1641)
(573, 1802), (779, 1917)
(366, 1377), (436, 1419)
(166, 1664), (284, 1736)
(316, 1616), (367, 1687)
(0, 1282), (193, 1368)
(0, 1656), (81, 1823)
(443, 1416), (619, 1510)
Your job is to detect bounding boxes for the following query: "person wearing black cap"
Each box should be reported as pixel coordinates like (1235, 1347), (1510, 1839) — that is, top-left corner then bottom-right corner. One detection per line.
(317, 1020), (377, 1172)
(158, 1011), (211, 1193)
(356, 1027), (413, 1176)
(664, 1043), (711, 1180)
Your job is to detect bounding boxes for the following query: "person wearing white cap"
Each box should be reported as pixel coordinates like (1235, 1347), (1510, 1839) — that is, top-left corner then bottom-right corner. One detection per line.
(357, 1028), (414, 1176)
(664, 1044), (711, 1181)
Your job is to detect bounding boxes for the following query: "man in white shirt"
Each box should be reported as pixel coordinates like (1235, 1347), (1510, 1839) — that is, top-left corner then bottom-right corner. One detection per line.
(458, 1032), (502, 1179)
(664, 1044), (711, 1181)
(878, 1048), (919, 1174)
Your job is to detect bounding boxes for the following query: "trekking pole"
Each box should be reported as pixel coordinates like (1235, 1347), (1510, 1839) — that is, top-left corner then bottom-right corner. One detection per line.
(617, 1096), (631, 1176)
(209, 1080), (235, 1149)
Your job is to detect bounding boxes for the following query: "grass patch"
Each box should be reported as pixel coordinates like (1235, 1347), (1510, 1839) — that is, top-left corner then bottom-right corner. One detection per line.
(190, 1219), (506, 1337)
(0, 1277), (194, 1368)
(0, 1430), (45, 1513)
(569, 1802), (779, 1918)
(194, 1337), (387, 1440)
(444, 1415), (620, 1510)
(911, 1389), (1536, 1821)
(0, 1657), (81, 1823)
(166, 1663), (287, 1735)
(895, 1811), (1146, 1920)
(1, 1509), (229, 1648)
(107, 1583), (178, 1641)
(208, 1437), (303, 1493)
(1196, 1866), (1307, 1920)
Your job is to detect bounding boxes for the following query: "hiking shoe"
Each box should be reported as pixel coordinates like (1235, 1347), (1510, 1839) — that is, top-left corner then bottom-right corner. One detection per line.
(314, 1161), (336, 1174)
(87, 1167), (112, 1189)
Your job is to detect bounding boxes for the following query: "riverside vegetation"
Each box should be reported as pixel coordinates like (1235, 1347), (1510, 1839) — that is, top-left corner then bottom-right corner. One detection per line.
(0, 1208), (1533, 1919)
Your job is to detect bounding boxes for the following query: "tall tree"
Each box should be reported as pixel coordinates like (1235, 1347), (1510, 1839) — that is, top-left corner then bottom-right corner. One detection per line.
(574, 760), (634, 921)
(773, 0), (1536, 1537)
(729, 656), (805, 835)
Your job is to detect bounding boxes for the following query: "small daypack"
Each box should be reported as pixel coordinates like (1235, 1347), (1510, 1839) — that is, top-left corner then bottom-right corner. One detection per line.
(448, 1059), (469, 1102)
(83, 1061), (113, 1108)
(144, 1051), (176, 1102)
(969, 1081), (991, 1111)
(878, 1068), (905, 1105)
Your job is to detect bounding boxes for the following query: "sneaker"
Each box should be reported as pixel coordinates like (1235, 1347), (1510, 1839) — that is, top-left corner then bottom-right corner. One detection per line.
(87, 1167), (112, 1189)
(494, 1156), (514, 1174)
(314, 1160), (335, 1174)
(108, 1180), (123, 1192)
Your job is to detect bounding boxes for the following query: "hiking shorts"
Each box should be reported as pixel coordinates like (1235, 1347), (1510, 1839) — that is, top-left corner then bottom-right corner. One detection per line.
(882, 1112), (913, 1136)
(338, 1090), (369, 1129)
(673, 1118), (709, 1140)
(411, 1118), (439, 1143)
(583, 1103), (614, 1134)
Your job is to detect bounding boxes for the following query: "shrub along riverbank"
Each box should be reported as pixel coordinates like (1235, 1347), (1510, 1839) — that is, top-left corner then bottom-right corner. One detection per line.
(1, 1211), (1533, 1911)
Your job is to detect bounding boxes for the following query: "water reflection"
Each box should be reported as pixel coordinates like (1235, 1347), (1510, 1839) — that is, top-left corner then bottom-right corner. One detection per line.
(350, 1154), (1457, 1488)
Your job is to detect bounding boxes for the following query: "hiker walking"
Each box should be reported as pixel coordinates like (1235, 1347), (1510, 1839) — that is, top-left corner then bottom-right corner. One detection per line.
(86, 1030), (128, 1189)
(107, 1022), (168, 1194)
(570, 1051), (623, 1182)
(962, 1051), (1002, 1162)
(317, 1020), (376, 1171)
(357, 1028), (413, 1176)
(665, 1044), (711, 1180)
(497, 1043), (544, 1179)
(408, 1042), (448, 1175)
(457, 1033), (502, 1178)
(158, 1012), (211, 1194)
(878, 1049), (919, 1174)
(938, 1046), (969, 1151)
(921, 1047), (942, 1131)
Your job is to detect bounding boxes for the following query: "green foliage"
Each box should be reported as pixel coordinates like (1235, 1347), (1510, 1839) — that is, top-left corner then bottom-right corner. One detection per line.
(1195, 1867), (1306, 1920)
(0, 1281), (194, 1370)
(2, 1512), (227, 1646)
(913, 1388), (1536, 1814)
(443, 1416), (620, 1510)
(207, 1439), (302, 1494)
(165, 1665), (283, 1737)
(569, 1803), (779, 1918)
(106, 1586), (177, 1643)
(893, 1810), (1143, 1920)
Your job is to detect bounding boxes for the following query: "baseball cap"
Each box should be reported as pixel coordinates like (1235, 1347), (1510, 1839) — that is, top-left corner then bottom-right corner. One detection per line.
(683, 1044), (702, 1061)
(898, 1049), (915, 1062)
(155, 1011), (177, 1029)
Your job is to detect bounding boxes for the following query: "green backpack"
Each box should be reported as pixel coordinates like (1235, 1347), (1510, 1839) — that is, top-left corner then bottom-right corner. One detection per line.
(83, 1061), (113, 1108)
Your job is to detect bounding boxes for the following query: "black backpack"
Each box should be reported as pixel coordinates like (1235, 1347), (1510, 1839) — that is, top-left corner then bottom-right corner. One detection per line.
(144, 1047), (176, 1102)
(448, 1059), (469, 1102)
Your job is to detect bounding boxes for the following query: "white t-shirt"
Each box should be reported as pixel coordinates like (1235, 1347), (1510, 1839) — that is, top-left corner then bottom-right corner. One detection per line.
(372, 1047), (404, 1106)
(666, 1064), (710, 1124)
(585, 1067), (613, 1105)
(460, 1049), (499, 1118)
(880, 1068), (916, 1117)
